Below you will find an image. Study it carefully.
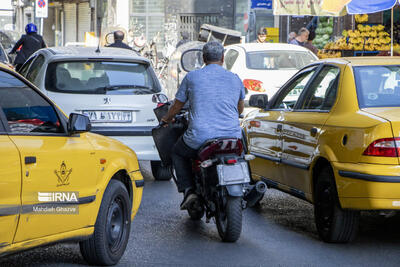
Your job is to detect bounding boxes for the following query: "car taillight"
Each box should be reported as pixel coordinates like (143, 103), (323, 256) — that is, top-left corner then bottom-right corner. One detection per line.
(363, 138), (400, 157)
(226, 159), (237, 164)
(243, 79), (266, 92)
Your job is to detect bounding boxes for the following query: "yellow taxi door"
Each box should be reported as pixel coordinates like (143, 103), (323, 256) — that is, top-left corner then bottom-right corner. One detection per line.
(0, 134), (21, 247)
(281, 64), (341, 198)
(247, 65), (319, 188)
(246, 109), (284, 184)
(0, 76), (99, 243)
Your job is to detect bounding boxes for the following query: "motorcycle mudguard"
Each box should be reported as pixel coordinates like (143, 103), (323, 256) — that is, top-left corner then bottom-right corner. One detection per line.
(226, 184), (244, 197)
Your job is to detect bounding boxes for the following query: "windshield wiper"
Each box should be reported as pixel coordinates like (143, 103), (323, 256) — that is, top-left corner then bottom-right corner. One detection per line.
(99, 85), (151, 90)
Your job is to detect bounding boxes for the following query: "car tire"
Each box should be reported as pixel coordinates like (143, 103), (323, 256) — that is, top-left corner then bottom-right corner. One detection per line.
(79, 179), (131, 266)
(151, 161), (172, 181)
(314, 165), (359, 243)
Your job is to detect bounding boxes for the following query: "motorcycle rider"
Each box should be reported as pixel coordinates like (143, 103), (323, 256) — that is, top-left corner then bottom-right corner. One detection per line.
(9, 23), (46, 71)
(161, 41), (245, 209)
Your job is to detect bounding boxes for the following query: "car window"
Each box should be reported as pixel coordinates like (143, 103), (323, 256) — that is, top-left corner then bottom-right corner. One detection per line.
(0, 32), (13, 50)
(0, 44), (8, 63)
(224, 49), (239, 70)
(26, 55), (45, 84)
(0, 70), (64, 134)
(354, 65), (400, 108)
(299, 65), (340, 111)
(246, 51), (316, 70)
(271, 67), (317, 110)
(45, 61), (161, 95)
(19, 56), (36, 77)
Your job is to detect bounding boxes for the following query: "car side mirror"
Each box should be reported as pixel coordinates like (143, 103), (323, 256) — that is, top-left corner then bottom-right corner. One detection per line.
(249, 94), (268, 109)
(181, 49), (204, 72)
(68, 113), (91, 135)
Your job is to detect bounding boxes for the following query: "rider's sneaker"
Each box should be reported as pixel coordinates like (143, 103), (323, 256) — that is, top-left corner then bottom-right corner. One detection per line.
(180, 190), (198, 210)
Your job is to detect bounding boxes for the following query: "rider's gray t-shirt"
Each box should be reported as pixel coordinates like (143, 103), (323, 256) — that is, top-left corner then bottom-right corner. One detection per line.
(175, 64), (245, 149)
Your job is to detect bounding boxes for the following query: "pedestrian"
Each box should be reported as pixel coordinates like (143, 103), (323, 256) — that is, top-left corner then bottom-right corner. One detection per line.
(176, 32), (190, 48)
(106, 30), (132, 50)
(304, 31), (318, 55)
(288, 31), (297, 43)
(289, 27), (309, 47)
(9, 23), (46, 71)
(254, 27), (268, 43)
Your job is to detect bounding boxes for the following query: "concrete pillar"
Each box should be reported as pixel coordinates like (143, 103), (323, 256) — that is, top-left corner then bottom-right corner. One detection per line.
(116, 0), (129, 30)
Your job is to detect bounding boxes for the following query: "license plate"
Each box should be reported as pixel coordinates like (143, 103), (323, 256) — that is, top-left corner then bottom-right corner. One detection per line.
(217, 162), (250, 186)
(82, 111), (134, 123)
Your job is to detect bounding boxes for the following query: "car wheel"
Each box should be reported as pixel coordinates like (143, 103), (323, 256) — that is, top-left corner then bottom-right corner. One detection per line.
(80, 180), (131, 266)
(151, 161), (172, 181)
(314, 166), (359, 243)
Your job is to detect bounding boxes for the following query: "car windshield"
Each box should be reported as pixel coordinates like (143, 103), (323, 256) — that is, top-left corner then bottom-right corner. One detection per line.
(45, 61), (160, 95)
(354, 65), (400, 108)
(246, 51), (315, 70)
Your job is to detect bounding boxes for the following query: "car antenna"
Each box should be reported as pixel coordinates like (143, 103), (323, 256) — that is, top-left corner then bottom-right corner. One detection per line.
(95, 27), (101, 53)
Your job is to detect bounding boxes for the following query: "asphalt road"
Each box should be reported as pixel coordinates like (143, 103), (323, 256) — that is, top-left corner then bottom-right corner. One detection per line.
(2, 161), (400, 266)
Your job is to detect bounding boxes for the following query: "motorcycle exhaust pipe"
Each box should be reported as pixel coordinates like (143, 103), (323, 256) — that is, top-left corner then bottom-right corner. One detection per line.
(244, 181), (267, 208)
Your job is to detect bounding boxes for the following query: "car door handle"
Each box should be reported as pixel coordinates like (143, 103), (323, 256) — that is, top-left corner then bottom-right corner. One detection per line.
(310, 127), (318, 137)
(25, 156), (36, 164)
(277, 124), (283, 132)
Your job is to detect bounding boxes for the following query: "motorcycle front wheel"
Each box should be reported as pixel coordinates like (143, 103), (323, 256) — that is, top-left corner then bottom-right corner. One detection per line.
(215, 196), (242, 242)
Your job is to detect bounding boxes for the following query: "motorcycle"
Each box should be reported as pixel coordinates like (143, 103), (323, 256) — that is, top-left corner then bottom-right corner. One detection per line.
(151, 91), (267, 242)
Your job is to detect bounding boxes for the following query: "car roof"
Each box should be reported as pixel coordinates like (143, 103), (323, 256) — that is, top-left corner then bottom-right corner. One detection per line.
(312, 57), (400, 67)
(226, 43), (312, 53)
(40, 46), (149, 62)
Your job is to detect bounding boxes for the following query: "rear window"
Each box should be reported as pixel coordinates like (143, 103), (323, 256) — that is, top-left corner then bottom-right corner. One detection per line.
(246, 51), (316, 70)
(354, 65), (400, 108)
(45, 61), (160, 95)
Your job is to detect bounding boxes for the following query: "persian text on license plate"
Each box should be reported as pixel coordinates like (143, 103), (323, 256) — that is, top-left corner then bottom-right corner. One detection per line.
(82, 111), (134, 123)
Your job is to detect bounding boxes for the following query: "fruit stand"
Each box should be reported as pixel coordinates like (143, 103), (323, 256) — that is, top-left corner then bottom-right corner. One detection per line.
(317, 13), (400, 58)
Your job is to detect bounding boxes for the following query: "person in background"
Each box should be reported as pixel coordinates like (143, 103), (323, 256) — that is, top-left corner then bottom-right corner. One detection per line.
(255, 27), (268, 43)
(304, 31), (318, 55)
(288, 32), (297, 43)
(289, 27), (309, 47)
(9, 23), (46, 71)
(176, 32), (190, 48)
(107, 31), (132, 50)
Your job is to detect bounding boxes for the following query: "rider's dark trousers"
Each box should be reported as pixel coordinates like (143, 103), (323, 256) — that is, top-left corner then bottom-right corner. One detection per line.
(171, 137), (198, 193)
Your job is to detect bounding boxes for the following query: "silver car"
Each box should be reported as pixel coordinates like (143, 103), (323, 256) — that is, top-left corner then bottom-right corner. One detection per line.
(19, 46), (171, 180)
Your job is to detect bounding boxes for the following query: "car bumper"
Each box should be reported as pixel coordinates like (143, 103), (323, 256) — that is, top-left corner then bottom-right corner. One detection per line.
(111, 136), (160, 161)
(333, 162), (400, 210)
(91, 127), (161, 161)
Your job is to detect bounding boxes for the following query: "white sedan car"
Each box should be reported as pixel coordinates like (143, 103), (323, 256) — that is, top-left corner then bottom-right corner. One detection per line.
(223, 43), (318, 104)
(19, 47), (171, 180)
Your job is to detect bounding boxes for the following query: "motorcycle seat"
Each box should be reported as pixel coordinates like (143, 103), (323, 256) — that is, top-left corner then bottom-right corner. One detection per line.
(198, 138), (243, 161)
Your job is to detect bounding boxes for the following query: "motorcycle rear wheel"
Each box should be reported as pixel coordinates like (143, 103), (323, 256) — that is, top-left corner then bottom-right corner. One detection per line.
(215, 196), (242, 242)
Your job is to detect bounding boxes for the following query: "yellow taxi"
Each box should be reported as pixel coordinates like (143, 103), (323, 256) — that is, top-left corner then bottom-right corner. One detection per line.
(243, 57), (400, 243)
(0, 63), (143, 265)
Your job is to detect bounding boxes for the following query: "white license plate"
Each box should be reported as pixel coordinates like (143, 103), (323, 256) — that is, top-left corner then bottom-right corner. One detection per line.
(217, 162), (250, 186)
(82, 111), (134, 123)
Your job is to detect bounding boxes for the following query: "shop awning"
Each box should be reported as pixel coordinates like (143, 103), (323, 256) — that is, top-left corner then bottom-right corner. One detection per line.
(322, 0), (399, 15)
(274, 0), (399, 16)
(273, 0), (346, 16)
